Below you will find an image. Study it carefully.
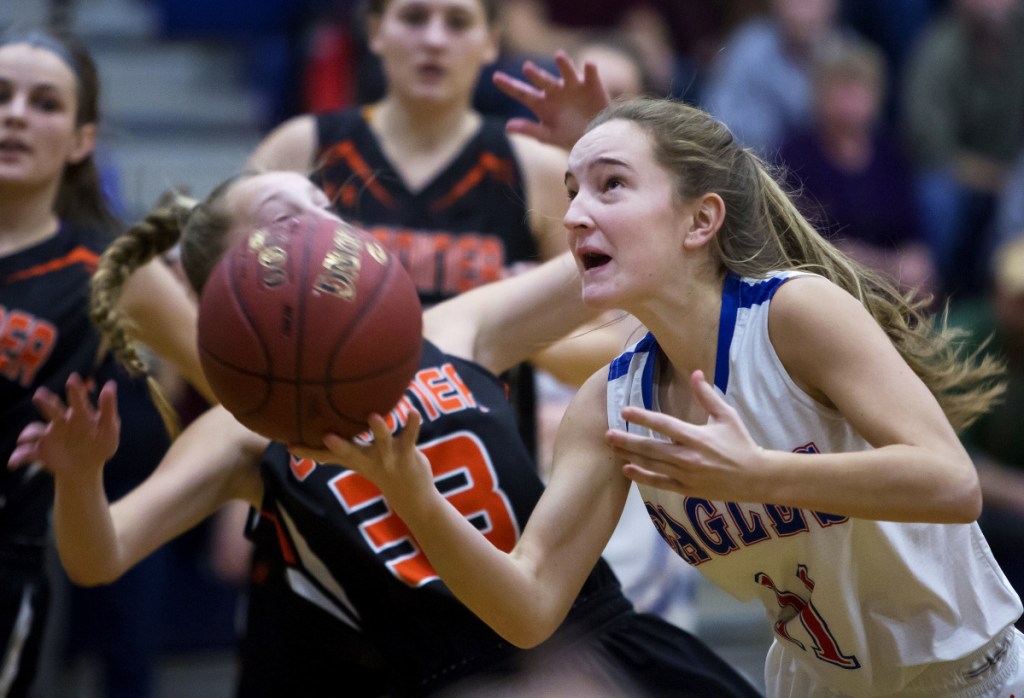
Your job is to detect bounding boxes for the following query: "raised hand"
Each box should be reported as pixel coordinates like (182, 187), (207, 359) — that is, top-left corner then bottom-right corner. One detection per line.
(9, 373), (120, 478)
(493, 50), (611, 151)
(604, 370), (771, 503)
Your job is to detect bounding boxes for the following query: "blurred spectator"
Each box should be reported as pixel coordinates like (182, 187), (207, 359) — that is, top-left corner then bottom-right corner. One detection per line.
(900, 0), (1024, 299)
(500, 0), (767, 70)
(616, 5), (700, 103)
(571, 33), (652, 100)
(496, 0), (576, 58)
(654, 0), (768, 81)
(480, 2), (700, 117)
(947, 236), (1024, 627)
(839, 0), (942, 122)
(701, 0), (854, 156)
(778, 37), (936, 299)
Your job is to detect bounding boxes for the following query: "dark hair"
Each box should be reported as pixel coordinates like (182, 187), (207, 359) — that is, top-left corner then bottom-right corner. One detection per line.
(365, 0), (499, 24)
(589, 98), (1005, 430)
(1, 27), (119, 233)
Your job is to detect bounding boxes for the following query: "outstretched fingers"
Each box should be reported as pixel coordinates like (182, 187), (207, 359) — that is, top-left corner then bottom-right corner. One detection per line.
(31, 385), (66, 422)
(96, 380), (120, 435)
(621, 462), (680, 491)
(14, 374), (121, 474)
(300, 411), (427, 486)
(494, 49), (610, 151)
(614, 406), (700, 447)
(8, 422), (47, 469)
(492, 68), (545, 108)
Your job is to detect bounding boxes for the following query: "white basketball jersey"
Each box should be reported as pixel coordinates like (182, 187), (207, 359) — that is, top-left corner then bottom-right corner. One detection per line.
(606, 271), (1023, 695)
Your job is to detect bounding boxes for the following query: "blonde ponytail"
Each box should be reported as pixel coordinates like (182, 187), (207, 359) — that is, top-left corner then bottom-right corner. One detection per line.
(90, 193), (197, 437)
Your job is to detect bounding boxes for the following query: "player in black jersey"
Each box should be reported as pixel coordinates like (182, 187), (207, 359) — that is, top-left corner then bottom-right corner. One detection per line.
(15, 171), (761, 697)
(247, 0), (592, 459)
(0, 28), (213, 696)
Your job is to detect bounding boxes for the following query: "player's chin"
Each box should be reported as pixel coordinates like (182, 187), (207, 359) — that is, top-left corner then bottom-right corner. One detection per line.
(579, 278), (623, 310)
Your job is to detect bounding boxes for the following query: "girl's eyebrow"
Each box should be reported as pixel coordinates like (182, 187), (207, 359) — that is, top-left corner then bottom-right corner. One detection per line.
(592, 156), (632, 170)
(565, 156), (634, 183)
(258, 192), (289, 208)
(0, 77), (63, 92)
(255, 193), (292, 217)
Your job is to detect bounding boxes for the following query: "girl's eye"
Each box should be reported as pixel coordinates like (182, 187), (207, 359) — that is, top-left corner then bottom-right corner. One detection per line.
(27, 86), (67, 113)
(446, 13), (473, 31)
(34, 96), (63, 113)
(400, 8), (429, 26)
(604, 177), (623, 191)
(566, 188), (578, 201)
(263, 203), (298, 224)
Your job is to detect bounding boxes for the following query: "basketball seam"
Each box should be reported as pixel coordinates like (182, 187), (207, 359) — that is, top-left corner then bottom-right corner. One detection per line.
(323, 255), (413, 422)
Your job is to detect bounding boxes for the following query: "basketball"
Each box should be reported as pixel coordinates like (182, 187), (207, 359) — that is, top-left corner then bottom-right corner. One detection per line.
(197, 213), (423, 446)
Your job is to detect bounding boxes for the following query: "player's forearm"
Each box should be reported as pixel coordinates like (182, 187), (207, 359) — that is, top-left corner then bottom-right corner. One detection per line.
(760, 443), (981, 523)
(387, 486), (571, 648)
(52, 467), (128, 585)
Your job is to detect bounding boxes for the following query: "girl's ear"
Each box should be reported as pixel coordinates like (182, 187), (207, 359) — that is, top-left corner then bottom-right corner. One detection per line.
(682, 192), (725, 250)
(68, 122), (97, 165)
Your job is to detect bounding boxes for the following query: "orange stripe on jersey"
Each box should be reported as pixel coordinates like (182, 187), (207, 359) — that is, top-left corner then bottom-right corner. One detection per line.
(260, 508), (299, 566)
(319, 140), (396, 208)
(5, 246), (100, 283)
(432, 152), (515, 212)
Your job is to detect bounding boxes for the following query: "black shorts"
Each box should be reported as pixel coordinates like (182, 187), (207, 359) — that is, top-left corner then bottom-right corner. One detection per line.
(444, 600), (763, 697)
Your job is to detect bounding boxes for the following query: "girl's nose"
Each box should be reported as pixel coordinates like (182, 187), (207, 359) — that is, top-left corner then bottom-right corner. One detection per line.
(2, 93), (30, 122)
(562, 195), (592, 233)
(422, 16), (449, 45)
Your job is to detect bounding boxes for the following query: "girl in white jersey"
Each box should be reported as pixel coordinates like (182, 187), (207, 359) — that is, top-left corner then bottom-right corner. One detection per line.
(293, 57), (1024, 697)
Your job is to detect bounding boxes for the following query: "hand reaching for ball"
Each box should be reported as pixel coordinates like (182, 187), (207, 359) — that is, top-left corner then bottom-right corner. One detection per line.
(290, 411), (436, 517)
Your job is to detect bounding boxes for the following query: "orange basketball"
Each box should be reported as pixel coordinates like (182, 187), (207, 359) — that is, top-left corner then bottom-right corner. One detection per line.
(197, 213), (422, 446)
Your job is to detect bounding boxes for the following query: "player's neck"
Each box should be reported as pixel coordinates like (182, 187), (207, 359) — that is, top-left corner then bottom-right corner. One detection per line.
(369, 99), (482, 192)
(0, 185), (61, 257)
(371, 97), (480, 153)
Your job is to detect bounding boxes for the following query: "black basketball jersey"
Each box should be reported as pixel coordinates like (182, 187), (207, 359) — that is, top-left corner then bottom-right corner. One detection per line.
(0, 225), (112, 553)
(311, 108), (538, 308)
(239, 340), (628, 697)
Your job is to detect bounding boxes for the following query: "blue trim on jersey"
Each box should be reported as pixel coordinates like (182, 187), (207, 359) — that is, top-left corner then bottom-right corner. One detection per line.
(641, 335), (657, 409)
(715, 273), (788, 394)
(608, 347), (633, 381)
(608, 332), (658, 381)
(714, 273), (741, 394)
(739, 275), (787, 307)
(609, 333), (659, 421)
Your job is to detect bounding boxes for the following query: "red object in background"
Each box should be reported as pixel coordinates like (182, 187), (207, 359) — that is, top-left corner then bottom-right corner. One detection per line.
(303, 23), (356, 113)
